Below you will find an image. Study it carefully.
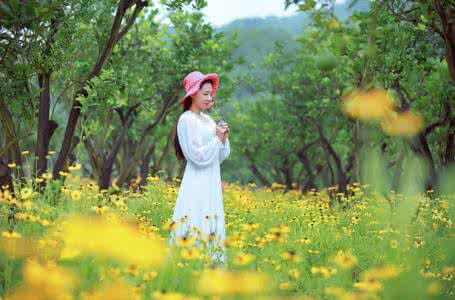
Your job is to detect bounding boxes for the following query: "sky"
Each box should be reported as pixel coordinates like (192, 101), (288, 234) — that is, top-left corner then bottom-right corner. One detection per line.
(201, 0), (347, 27)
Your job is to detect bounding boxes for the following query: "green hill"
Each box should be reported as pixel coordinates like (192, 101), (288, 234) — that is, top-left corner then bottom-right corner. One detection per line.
(217, 0), (371, 99)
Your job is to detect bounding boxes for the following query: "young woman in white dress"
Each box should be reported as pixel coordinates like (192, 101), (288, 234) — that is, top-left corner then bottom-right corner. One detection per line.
(169, 71), (231, 265)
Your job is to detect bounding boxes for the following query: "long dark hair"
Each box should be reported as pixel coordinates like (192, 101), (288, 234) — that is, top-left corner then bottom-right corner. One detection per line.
(174, 79), (214, 161)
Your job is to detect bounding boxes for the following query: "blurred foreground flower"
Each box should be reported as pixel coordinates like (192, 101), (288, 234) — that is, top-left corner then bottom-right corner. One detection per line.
(333, 249), (358, 269)
(342, 88), (395, 120)
(197, 268), (270, 295)
(1, 230), (22, 239)
(233, 252), (256, 265)
(81, 278), (137, 300)
(0, 236), (41, 258)
(380, 110), (423, 136)
(6, 258), (77, 300)
(341, 87), (424, 137)
(311, 266), (338, 278)
(58, 214), (167, 267)
(361, 265), (401, 280)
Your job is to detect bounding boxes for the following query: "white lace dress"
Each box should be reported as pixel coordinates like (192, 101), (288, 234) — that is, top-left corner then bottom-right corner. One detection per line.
(168, 110), (230, 264)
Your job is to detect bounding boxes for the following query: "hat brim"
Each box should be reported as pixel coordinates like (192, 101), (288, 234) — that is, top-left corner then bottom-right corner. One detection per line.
(179, 73), (219, 104)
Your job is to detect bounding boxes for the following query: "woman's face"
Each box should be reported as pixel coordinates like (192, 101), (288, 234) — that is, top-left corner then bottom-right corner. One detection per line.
(191, 81), (214, 111)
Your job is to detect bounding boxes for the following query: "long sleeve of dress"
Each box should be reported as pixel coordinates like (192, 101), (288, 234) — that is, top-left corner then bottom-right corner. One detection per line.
(177, 115), (223, 167)
(219, 137), (230, 164)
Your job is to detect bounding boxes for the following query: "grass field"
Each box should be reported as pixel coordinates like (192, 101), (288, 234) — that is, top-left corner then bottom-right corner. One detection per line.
(0, 172), (454, 300)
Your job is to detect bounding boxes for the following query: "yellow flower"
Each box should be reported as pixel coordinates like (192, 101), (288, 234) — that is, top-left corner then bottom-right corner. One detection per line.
(60, 246), (81, 260)
(20, 188), (34, 201)
(181, 248), (202, 259)
(381, 110), (423, 137)
(68, 163), (81, 171)
(414, 237), (424, 248)
(333, 249), (358, 269)
(271, 182), (286, 189)
(2, 230), (22, 238)
(280, 250), (302, 262)
(342, 226), (352, 236)
(197, 269), (270, 295)
(279, 224), (290, 233)
(7, 162), (16, 168)
(298, 237), (311, 244)
(6, 259), (77, 300)
(41, 172), (53, 180)
(288, 268), (300, 278)
(311, 266), (337, 278)
(353, 279), (383, 292)
(70, 190), (82, 201)
(80, 278), (136, 300)
(143, 271), (158, 281)
(308, 249), (320, 254)
(240, 222), (260, 232)
(20, 201), (33, 210)
(265, 226), (288, 242)
(162, 220), (177, 231)
(325, 286), (356, 299)
(147, 175), (160, 182)
(440, 200), (449, 209)
(342, 88), (395, 120)
(59, 171), (69, 177)
(127, 264), (139, 276)
(279, 281), (291, 290)
(21, 150), (30, 155)
(361, 265), (401, 281)
(176, 235), (195, 248)
(57, 214), (166, 267)
(233, 252), (255, 265)
(427, 281), (442, 294)
(351, 215), (360, 224)
(92, 205), (108, 215)
(390, 240), (398, 249)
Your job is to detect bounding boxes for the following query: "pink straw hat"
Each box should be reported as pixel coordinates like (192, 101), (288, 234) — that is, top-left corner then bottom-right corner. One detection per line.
(179, 71), (219, 104)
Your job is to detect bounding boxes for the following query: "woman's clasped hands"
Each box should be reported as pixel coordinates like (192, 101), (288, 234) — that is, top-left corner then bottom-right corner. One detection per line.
(216, 123), (230, 144)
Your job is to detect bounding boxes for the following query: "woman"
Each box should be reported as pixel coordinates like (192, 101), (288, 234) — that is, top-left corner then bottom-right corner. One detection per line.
(169, 71), (231, 265)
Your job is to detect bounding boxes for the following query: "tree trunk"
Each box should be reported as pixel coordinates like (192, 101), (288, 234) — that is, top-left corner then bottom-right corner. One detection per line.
(245, 150), (271, 186)
(53, 0), (146, 179)
(99, 125), (129, 190)
(409, 133), (437, 190)
(0, 98), (25, 182)
(391, 150), (406, 192)
(308, 117), (348, 192)
(83, 136), (104, 180)
(139, 145), (155, 187)
(35, 72), (52, 190)
(281, 156), (294, 190)
(434, 1), (455, 86)
(115, 94), (179, 187)
(296, 143), (317, 190)
(0, 158), (14, 194)
(155, 123), (176, 173)
(82, 105), (139, 190)
(443, 117), (455, 166)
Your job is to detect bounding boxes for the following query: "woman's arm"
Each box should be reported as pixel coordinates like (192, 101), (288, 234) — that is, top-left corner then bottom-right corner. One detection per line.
(177, 115), (223, 167)
(219, 136), (230, 164)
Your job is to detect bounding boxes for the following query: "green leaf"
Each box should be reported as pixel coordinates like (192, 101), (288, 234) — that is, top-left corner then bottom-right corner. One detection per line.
(299, 0), (316, 11)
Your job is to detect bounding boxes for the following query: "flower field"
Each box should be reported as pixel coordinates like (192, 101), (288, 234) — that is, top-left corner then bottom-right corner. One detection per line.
(0, 173), (453, 300)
